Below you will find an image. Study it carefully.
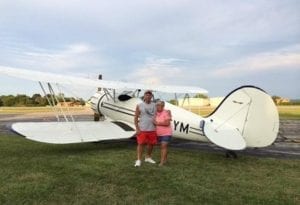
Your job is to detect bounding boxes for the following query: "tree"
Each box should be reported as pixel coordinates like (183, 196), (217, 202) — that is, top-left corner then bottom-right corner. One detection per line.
(32, 94), (48, 106)
(32, 94), (41, 104)
(45, 94), (57, 105)
(78, 98), (86, 106)
(37, 97), (48, 106)
(2, 95), (16, 106)
(0, 94), (85, 107)
(272, 95), (281, 105)
(168, 99), (178, 105)
(15, 94), (31, 106)
(194, 93), (208, 99)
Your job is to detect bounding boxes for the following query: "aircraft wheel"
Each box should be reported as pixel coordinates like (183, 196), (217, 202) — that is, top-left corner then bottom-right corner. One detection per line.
(225, 150), (238, 159)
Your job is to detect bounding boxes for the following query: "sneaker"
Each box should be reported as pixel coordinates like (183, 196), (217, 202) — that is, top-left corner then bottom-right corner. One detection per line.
(134, 160), (141, 167)
(145, 158), (156, 164)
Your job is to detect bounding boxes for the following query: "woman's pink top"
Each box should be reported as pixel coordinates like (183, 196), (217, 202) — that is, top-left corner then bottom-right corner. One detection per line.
(155, 110), (172, 136)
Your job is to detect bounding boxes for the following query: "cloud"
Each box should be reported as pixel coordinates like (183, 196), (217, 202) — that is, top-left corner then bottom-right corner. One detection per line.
(0, 42), (104, 72)
(0, 0), (299, 98)
(23, 43), (94, 69)
(127, 57), (185, 85)
(212, 45), (300, 77)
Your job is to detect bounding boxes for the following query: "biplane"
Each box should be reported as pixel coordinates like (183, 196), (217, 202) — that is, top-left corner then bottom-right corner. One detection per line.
(0, 66), (279, 151)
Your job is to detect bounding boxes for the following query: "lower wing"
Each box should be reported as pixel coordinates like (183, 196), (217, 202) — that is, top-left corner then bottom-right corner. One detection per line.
(11, 121), (136, 144)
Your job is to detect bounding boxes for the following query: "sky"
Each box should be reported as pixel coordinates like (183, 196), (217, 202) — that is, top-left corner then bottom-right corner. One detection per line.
(0, 0), (299, 99)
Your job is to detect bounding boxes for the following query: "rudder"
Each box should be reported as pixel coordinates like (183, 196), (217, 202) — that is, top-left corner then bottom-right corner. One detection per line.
(205, 86), (279, 148)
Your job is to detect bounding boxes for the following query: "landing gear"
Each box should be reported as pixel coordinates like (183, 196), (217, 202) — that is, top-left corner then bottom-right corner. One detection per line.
(94, 112), (105, 121)
(225, 150), (238, 159)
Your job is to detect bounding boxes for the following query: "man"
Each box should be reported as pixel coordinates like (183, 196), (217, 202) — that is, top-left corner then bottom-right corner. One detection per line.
(134, 90), (157, 167)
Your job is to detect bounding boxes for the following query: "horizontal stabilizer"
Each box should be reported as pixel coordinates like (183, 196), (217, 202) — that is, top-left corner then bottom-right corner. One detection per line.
(11, 121), (136, 144)
(203, 120), (246, 150)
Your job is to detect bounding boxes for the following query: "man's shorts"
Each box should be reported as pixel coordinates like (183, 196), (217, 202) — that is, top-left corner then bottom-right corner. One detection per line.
(137, 131), (157, 145)
(158, 135), (172, 144)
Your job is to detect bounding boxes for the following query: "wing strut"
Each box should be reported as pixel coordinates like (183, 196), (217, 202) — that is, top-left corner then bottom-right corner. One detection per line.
(55, 83), (76, 123)
(39, 81), (60, 121)
(38, 81), (84, 142)
(103, 88), (116, 102)
(181, 93), (191, 111)
(47, 83), (70, 122)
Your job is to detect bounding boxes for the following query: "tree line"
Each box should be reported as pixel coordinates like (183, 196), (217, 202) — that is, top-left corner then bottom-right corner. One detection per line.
(0, 94), (85, 107)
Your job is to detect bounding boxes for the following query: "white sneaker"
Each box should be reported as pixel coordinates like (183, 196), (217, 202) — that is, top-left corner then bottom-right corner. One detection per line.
(134, 160), (141, 167)
(145, 158), (156, 164)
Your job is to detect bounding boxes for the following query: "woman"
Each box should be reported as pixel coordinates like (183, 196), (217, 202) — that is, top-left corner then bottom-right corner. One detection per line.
(154, 100), (172, 166)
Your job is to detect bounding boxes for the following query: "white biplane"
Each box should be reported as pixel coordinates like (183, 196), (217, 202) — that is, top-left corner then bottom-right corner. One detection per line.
(0, 66), (279, 152)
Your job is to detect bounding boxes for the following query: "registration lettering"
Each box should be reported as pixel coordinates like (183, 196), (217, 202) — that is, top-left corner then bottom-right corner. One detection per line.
(174, 120), (189, 134)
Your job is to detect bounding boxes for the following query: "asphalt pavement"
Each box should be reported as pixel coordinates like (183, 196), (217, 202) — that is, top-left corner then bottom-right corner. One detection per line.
(0, 113), (299, 159)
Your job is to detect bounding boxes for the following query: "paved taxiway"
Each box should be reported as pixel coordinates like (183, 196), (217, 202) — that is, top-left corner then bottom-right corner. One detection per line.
(0, 113), (299, 159)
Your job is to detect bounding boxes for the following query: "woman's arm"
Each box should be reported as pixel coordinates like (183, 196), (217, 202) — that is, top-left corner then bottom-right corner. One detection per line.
(155, 110), (172, 126)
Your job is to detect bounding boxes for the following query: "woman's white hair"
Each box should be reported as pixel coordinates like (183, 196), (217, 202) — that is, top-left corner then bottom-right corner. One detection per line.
(156, 100), (165, 106)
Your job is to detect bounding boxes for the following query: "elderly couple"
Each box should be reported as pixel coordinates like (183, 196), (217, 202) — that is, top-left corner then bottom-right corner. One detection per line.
(134, 90), (172, 167)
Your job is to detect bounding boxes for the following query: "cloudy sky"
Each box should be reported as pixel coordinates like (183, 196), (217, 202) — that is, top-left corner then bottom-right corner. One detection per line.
(0, 0), (299, 98)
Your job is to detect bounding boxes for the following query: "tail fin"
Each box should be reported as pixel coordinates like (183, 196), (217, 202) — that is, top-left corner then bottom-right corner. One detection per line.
(204, 86), (279, 148)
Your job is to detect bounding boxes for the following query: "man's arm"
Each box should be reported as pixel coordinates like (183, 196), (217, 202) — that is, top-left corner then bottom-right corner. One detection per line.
(134, 105), (141, 134)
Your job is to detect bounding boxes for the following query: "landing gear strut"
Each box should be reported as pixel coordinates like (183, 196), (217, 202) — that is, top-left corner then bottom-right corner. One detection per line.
(225, 150), (238, 159)
(94, 112), (105, 121)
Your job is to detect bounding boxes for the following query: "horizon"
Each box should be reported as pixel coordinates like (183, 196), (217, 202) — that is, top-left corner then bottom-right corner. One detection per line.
(0, 90), (299, 101)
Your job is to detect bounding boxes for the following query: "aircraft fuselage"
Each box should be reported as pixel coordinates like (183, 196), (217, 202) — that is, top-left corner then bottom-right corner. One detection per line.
(90, 91), (209, 143)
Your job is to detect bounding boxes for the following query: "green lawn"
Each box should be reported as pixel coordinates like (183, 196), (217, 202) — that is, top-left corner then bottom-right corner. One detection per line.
(0, 106), (87, 114)
(277, 106), (300, 120)
(0, 134), (299, 205)
(1, 105), (300, 120)
(190, 105), (300, 120)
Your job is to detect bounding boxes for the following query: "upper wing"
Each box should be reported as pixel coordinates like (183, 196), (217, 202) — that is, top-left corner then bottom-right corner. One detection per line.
(11, 120), (136, 144)
(0, 66), (208, 94)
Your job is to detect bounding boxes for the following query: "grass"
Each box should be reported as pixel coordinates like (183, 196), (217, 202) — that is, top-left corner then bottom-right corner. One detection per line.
(1, 105), (300, 119)
(189, 105), (300, 120)
(277, 106), (300, 120)
(0, 106), (89, 115)
(0, 134), (299, 205)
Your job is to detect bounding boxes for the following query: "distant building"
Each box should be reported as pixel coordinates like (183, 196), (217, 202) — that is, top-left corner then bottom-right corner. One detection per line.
(178, 97), (224, 108)
(275, 98), (290, 105)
